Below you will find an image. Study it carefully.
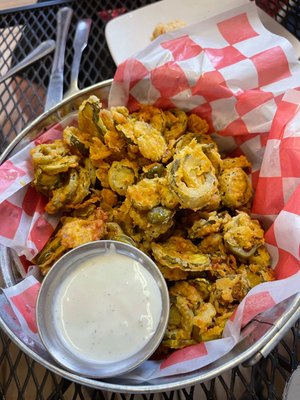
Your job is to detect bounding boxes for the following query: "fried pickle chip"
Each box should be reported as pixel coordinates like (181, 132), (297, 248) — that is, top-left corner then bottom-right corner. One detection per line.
(193, 303), (216, 331)
(45, 166), (91, 214)
(30, 140), (78, 172)
(118, 119), (168, 162)
(187, 113), (209, 134)
(164, 281), (219, 349)
(104, 222), (137, 247)
(167, 139), (220, 210)
(223, 212), (265, 259)
(78, 95), (104, 139)
(132, 105), (166, 132)
(222, 155), (251, 171)
(100, 108), (127, 156)
(142, 163), (165, 179)
(127, 178), (161, 210)
(158, 264), (188, 281)
(248, 245), (271, 267)
(211, 274), (251, 314)
(108, 159), (139, 196)
(89, 137), (112, 164)
(57, 211), (106, 249)
(163, 109), (188, 142)
(30, 140), (79, 197)
(63, 126), (90, 157)
(237, 262), (275, 288)
(34, 208), (107, 275)
(188, 211), (231, 239)
(219, 167), (252, 209)
(151, 236), (210, 271)
(129, 205), (174, 240)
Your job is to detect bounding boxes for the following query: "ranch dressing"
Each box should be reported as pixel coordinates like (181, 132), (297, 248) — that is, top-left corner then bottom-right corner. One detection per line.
(54, 245), (162, 363)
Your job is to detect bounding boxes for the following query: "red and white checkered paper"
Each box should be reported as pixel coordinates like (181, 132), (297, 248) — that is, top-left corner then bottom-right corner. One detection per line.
(1, 2), (300, 380)
(0, 114), (77, 264)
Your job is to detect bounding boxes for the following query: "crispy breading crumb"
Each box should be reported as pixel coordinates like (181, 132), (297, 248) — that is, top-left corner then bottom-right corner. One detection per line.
(151, 19), (187, 40)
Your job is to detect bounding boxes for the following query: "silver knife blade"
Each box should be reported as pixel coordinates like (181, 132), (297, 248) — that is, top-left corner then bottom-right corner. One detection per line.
(45, 71), (64, 108)
(44, 7), (73, 111)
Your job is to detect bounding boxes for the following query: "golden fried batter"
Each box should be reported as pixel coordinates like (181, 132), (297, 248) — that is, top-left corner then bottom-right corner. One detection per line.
(222, 155), (251, 171)
(33, 208), (107, 275)
(219, 167), (252, 209)
(30, 140), (79, 198)
(164, 280), (219, 348)
(223, 212), (265, 259)
(132, 105), (166, 132)
(118, 119), (167, 162)
(151, 236), (210, 272)
(187, 114), (209, 134)
(211, 274), (250, 314)
(167, 139), (220, 210)
(163, 109), (187, 142)
(63, 126), (90, 157)
(188, 211), (231, 239)
(108, 159), (138, 196)
(29, 96), (274, 353)
(158, 264), (188, 281)
(249, 245), (271, 267)
(58, 211), (106, 249)
(78, 95), (103, 139)
(127, 178), (161, 210)
(45, 166), (91, 214)
(151, 19), (187, 40)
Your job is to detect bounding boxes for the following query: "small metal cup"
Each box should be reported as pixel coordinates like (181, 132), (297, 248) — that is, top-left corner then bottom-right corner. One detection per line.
(36, 240), (170, 378)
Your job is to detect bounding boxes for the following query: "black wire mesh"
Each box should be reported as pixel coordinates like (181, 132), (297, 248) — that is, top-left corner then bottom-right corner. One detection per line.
(1, 324), (300, 399)
(256, 0), (300, 39)
(0, 0), (158, 151)
(0, 0), (300, 399)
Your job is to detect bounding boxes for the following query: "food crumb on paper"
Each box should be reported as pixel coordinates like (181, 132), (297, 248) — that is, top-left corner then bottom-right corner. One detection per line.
(151, 19), (187, 40)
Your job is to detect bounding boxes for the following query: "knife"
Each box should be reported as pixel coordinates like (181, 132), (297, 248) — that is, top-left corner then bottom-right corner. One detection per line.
(64, 18), (91, 98)
(44, 7), (73, 111)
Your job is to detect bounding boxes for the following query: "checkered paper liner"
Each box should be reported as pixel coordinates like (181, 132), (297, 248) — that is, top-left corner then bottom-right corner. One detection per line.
(1, 2), (300, 380)
(0, 114), (77, 262)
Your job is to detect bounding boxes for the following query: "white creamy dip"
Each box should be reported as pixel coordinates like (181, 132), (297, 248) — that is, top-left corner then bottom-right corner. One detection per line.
(53, 246), (162, 363)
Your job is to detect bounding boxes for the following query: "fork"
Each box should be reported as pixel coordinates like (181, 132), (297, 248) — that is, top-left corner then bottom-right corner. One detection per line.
(64, 18), (91, 98)
(0, 39), (56, 84)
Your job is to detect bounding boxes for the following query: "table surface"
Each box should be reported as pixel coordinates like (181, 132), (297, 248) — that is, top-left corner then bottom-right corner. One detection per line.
(0, 0), (300, 399)
(0, 0), (36, 10)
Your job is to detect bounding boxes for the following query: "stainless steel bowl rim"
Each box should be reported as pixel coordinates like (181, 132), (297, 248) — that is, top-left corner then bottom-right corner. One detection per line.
(1, 80), (300, 393)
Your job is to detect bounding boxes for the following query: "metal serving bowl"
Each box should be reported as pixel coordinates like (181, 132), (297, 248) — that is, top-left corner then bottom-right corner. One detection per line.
(0, 79), (300, 393)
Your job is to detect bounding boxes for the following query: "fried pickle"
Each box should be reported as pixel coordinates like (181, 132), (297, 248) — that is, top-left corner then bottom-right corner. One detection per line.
(30, 96), (274, 353)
